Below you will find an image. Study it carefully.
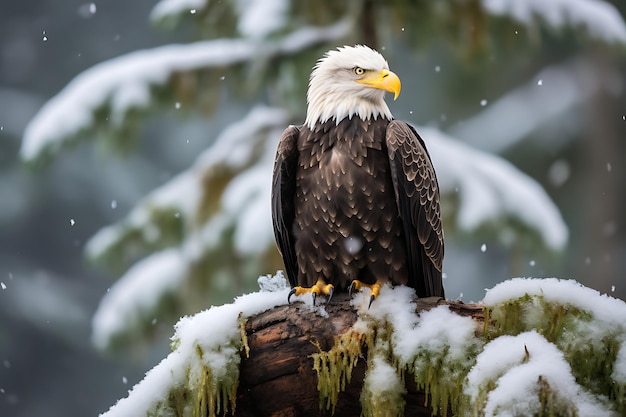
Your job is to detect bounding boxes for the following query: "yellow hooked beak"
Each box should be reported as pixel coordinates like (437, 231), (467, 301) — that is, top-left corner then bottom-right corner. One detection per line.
(355, 69), (401, 100)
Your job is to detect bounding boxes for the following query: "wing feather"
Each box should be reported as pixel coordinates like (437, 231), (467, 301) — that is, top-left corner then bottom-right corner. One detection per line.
(271, 125), (300, 287)
(386, 120), (444, 298)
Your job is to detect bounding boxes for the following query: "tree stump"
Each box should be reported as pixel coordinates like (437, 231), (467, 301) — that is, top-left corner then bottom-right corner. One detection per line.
(235, 294), (484, 417)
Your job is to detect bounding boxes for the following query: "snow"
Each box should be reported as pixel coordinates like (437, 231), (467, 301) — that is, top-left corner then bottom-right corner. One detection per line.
(548, 159), (571, 187)
(466, 331), (615, 417)
(220, 126), (282, 254)
(91, 249), (187, 350)
(483, 277), (626, 328)
(344, 236), (364, 255)
(236, 0), (288, 39)
(88, 107), (288, 348)
(421, 125), (568, 250)
(352, 286), (477, 416)
(353, 285), (477, 367)
(361, 353), (406, 416)
(97, 276), (626, 416)
(355, 279), (626, 415)
(225, 164), (274, 254)
(402, 306), (477, 363)
(196, 106), (287, 170)
(99, 276), (289, 417)
(150, 0), (207, 22)
(451, 58), (621, 153)
(614, 341), (626, 384)
(84, 224), (126, 259)
(364, 355), (405, 396)
(275, 19), (351, 54)
(482, 0), (626, 43)
(151, 0), (290, 38)
(85, 169), (201, 258)
(173, 288), (287, 358)
(86, 106), (287, 261)
(257, 271), (289, 292)
(21, 21), (351, 162)
(21, 40), (251, 161)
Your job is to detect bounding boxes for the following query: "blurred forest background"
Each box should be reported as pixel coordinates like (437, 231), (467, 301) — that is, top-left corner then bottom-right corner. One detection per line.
(1, 1), (626, 416)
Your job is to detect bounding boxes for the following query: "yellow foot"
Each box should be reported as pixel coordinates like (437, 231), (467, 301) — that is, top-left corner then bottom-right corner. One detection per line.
(288, 279), (334, 305)
(349, 280), (382, 308)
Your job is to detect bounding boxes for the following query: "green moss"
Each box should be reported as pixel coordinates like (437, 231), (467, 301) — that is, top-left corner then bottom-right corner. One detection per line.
(408, 343), (477, 416)
(193, 363), (239, 417)
(312, 291), (626, 416)
(149, 384), (190, 417)
(361, 352), (406, 417)
(485, 293), (626, 415)
(537, 376), (580, 417)
(485, 294), (593, 342)
(311, 325), (371, 413)
(312, 313), (477, 417)
(156, 288), (625, 417)
(563, 334), (622, 403)
(149, 332), (243, 417)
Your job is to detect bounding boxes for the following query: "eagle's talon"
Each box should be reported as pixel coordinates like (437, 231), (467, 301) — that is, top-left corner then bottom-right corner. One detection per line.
(326, 286), (334, 304)
(349, 280), (382, 308)
(288, 280), (333, 306)
(288, 287), (298, 304)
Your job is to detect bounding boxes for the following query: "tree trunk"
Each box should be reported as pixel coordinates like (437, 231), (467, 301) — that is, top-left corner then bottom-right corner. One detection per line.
(235, 294), (484, 417)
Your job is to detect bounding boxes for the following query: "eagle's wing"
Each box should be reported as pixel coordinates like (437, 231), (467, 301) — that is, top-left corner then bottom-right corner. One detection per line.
(386, 120), (445, 298)
(271, 125), (300, 287)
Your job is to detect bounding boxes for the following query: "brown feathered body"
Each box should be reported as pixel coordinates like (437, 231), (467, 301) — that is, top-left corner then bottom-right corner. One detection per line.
(272, 116), (444, 298)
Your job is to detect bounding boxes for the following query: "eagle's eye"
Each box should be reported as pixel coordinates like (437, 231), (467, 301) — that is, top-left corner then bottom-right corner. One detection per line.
(354, 67), (365, 75)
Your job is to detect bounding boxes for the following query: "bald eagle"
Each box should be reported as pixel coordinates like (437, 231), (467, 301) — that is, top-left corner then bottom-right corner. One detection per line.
(272, 45), (444, 305)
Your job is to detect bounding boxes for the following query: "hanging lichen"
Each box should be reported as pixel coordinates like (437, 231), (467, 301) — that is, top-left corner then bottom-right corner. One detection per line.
(408, 343), (477, 416)
(361, 353), (406, 417)
(131, 280), (292, 417)
(238, 313), (250, 359)
(485, 292), (626, 412)
(192, 345), (240, 417)
(312, 296), (480, 417)
(105, 278), (626, 417)
(311, 320), (373, 412)
(359, 320), (407, 417)
(148, 342), (241, 417)
(312, 281), (626, 417)
(392, 306), (480, 417)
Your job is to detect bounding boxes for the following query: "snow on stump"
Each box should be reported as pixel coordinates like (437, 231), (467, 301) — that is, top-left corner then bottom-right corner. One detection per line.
(99, 274), (626, 417)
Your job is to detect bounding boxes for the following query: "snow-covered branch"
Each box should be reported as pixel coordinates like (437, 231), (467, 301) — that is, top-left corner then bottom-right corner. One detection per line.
(97, 276), (626, 417)
(421, 126), (568, 250)
(482, 0), (626, 43)
(88, 107), (287, 349)
(150, 0), (208, 23)
(85, 106), (287, 263)
(91, 248), (187, 350)
(20, 19), (350, 162)
(98, 274), (290, 417)
(450, 58), (623, 153)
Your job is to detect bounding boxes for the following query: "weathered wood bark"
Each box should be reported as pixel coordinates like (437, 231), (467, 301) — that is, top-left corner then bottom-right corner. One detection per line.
(235, 294), (484, 417)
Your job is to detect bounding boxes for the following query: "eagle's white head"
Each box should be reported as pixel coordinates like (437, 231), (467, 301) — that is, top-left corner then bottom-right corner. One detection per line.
(305, 45), (401, 129)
